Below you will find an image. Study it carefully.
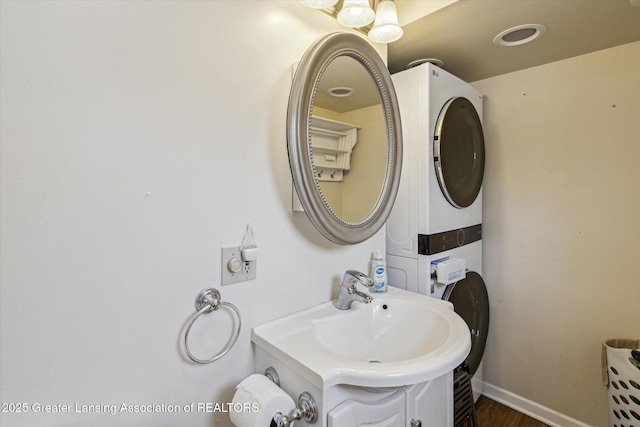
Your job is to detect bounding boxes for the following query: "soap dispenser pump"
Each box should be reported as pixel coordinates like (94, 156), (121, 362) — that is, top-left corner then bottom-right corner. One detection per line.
(369, 250), (388, 293)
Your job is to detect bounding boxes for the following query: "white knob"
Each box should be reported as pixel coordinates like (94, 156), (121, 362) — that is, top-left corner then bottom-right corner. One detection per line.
(227, 258), (242, 273)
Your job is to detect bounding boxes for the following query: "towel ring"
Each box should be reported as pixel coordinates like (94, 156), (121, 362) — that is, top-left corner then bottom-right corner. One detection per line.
(183, 288), (241, 364)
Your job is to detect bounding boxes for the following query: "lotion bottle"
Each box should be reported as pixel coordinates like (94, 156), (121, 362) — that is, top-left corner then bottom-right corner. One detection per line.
(369, 250), (388, 293)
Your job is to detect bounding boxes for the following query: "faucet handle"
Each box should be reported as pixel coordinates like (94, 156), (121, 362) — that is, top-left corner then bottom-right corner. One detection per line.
(344, 270), (374, 287)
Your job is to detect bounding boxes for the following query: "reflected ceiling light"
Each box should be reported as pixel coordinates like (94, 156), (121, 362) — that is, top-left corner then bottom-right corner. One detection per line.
(300, 0), (339, 8)
(299, 0), (403, 44)
(368, 0), (403, 43)
(493, 24), (547, 47)
(338, 0), (376, 28)
(328, 86), (355, 97)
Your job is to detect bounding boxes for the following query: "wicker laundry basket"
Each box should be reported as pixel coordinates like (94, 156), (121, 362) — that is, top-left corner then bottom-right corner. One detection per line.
(602, 339), (640, 427)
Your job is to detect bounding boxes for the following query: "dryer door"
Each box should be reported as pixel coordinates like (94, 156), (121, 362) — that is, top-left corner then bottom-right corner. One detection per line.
(443, 271), (489, 375)
(434, 97), (485, 208)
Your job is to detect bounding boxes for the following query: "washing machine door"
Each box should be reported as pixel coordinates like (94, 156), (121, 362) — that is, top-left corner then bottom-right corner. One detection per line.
(434, 97), (485, 208)
(443, 271), (489, 375)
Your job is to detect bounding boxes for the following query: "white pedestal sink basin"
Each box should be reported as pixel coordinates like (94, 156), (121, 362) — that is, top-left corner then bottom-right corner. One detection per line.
(252, 286), (471, 389)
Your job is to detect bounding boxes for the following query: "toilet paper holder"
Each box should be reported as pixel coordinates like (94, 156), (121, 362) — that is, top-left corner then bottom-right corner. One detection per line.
(265, 368), (318, 426)
(183, 288), (241, 364)
(273, 391), (318, 427)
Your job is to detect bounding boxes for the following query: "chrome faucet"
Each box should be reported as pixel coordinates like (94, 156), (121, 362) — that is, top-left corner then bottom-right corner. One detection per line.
(335, 270), (374, 310)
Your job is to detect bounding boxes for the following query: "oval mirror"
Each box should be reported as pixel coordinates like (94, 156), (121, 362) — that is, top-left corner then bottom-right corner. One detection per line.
(287, 32), (402, 245)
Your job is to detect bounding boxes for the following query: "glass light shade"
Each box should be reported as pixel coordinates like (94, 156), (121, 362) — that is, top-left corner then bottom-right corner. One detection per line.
(368, 0), (403, 43)
(337, 0), (375, 28)
(299, 0), (339, 8)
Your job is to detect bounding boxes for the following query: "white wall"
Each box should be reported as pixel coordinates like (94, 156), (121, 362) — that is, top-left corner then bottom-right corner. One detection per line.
(0, 2), (386, 426)
(342, 104), (387, 222)
(473, 41), (640, 426)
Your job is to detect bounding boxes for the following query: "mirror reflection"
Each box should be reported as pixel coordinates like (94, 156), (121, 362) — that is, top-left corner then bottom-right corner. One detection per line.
(311, 56), (387, 224)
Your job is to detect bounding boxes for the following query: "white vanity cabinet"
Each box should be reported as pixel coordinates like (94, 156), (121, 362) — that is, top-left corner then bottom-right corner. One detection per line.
(405, 373), (453, 426)
(255, 347), (453, 427)
(328, 390), (405, 426)
(250, 286), (470, 426)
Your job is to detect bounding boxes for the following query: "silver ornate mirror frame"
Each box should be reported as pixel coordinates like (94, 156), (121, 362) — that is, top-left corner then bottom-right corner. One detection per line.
(287, 32), (402, 245)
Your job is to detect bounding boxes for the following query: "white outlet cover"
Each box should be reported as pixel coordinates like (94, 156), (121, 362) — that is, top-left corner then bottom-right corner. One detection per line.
(221, 246), (256, 285)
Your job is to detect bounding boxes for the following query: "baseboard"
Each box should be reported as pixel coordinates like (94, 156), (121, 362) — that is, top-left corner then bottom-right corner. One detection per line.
(481, 382), (594, 427)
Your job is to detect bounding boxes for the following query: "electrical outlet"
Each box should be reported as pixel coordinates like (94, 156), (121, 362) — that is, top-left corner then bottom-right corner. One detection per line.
(242, 261), (253, 275)
(221, 246), (257, 285)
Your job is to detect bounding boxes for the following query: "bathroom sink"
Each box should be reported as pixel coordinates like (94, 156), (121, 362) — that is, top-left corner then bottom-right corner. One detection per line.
(252, 286), (471, 388)
(312, 298), (450, 363)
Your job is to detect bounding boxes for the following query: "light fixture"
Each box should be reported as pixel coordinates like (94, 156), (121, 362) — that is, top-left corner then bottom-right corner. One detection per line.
(327, 86), (355, 97)
(493, 24), (546, 47)
(368, 0), (403, 43)
(299, 0), (339, 8)
(299, 0), (403, 44)
(338, 0), (376, 28)
(406, 58), (444, 70)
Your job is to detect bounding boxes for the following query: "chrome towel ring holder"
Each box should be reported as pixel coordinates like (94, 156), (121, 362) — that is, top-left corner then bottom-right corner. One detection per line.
(183, 288), (241, 364)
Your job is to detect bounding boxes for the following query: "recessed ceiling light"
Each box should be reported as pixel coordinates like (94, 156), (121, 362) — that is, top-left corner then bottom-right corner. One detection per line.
(327, 87), (355, 97)
(493, 24), (546, 47)
(406, 58), (444, 69)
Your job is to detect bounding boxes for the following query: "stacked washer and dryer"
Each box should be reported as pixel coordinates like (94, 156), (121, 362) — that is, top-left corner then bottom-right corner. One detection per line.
(386, 62), (489, 401)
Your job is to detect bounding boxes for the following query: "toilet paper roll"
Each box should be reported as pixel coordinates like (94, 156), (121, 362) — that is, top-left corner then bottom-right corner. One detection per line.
(230, 374), (295, 427)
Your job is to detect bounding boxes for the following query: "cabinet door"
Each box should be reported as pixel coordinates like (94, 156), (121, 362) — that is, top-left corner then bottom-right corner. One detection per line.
(328, 390), (405, 427)
(406, 373), (453, 426)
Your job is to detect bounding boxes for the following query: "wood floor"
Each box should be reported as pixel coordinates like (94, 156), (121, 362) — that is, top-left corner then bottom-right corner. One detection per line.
(475, 396), (550, 427)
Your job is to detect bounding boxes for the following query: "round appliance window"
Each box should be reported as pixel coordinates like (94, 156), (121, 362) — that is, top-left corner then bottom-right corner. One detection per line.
(443, 271), (489, 376)
(434, 97), (485, 208)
